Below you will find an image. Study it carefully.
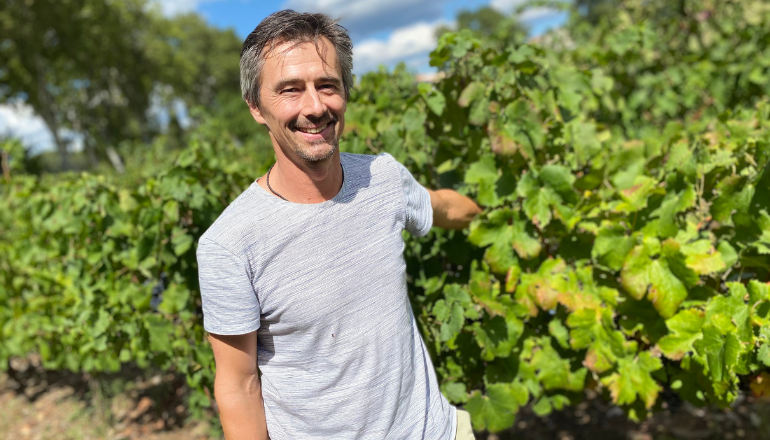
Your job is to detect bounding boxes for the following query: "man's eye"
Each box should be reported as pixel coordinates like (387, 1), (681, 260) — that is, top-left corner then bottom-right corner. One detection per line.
(281, 88), (298, 93)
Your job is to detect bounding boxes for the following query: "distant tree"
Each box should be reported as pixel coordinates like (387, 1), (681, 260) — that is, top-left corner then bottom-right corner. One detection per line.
(0, 0), (245, 171)
(435, 6), (528, 50)
(0, 0), (160, 169)
(574, 0), (622, 24)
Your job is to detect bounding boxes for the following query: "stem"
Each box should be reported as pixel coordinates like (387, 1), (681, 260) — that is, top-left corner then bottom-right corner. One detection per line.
(1, 150), (10, 182)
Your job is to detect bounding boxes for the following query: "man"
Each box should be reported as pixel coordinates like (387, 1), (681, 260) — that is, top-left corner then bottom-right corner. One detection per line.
(197, 10), (481, 440)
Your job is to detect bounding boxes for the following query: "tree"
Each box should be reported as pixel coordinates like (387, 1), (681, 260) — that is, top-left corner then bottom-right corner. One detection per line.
(0, 0), (247, 171)
(435, 6), (528, 52)
(0, 0), (161, 169)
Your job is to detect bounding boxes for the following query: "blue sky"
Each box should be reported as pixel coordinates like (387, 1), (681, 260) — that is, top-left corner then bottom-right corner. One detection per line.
(1, 0), (567, 154)
(155, 0), (567, 74)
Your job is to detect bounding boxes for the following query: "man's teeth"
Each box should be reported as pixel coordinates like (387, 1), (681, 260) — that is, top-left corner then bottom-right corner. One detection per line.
(300, 123), (328, 134)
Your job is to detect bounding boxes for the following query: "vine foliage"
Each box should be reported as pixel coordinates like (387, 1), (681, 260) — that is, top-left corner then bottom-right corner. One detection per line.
(1, 0), (770, 432)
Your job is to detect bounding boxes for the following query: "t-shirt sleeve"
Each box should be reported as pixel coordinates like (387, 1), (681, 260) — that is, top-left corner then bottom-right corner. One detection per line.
(197, 237), (261, 335)
(396, 160), (433, 237)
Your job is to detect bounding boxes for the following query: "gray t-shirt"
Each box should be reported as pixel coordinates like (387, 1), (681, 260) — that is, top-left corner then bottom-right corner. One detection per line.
(197, 152), (456, 440)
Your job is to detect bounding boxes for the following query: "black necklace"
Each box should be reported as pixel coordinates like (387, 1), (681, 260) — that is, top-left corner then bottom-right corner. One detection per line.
(265, 164), (344, 202)
(266, 165), (288, 201)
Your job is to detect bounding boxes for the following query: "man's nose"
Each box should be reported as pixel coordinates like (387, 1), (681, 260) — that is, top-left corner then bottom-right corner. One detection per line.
(300, 86), (326, 118)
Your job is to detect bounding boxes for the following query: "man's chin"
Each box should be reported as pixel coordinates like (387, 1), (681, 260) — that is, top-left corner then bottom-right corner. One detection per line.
(295, 143), (337, 163)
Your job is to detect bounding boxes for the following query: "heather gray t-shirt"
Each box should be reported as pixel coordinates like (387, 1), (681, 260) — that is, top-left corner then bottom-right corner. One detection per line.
(197, 152), (456, 440)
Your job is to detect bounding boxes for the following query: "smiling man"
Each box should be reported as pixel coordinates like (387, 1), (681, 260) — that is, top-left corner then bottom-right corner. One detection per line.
(196, 10), (481, 440)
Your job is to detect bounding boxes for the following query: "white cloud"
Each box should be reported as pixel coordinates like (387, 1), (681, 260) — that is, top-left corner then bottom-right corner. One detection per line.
(0, 103), (54, 155)
(0, 103), (87, 155)
(283, 0), (447, 39)
(353, 20), (441, 74)
(490, 0), (563, 22)
(151, 0), (224, 16)
(285, 0), (421, 21)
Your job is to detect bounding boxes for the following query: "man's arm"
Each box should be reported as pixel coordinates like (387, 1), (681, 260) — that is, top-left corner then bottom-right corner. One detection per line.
(209, 331), (269, 440)
(427, 188), (482, 230)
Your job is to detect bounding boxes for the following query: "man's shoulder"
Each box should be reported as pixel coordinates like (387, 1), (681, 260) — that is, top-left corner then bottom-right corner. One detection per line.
(341, 151), (397, 165)
(198, 182), (268, 257)
(341, 151), (401, 182)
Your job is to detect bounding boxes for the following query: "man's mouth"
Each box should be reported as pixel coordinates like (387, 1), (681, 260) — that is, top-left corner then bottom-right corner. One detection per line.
(296, 122), (331, 134)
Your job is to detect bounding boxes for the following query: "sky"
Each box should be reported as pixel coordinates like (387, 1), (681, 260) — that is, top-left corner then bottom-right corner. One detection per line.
(1, 0), (567, 155)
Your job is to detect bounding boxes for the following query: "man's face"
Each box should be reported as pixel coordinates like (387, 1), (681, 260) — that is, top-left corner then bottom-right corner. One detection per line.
(250, 37), (346, 163)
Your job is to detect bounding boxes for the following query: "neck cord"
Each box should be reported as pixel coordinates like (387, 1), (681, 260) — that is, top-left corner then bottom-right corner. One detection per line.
(266, 165), (288, 201)
(265, 164), (344, 202)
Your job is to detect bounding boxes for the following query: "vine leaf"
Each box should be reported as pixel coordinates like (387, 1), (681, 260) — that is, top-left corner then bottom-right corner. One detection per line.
(592, 224), (635, 271)
(657, 309), (705, 360)
(621, 238), (688, 318)
(528, 337), (588, 391)
(567, 308), (631, 373)
(601, 352), (662, 409)
(466, 382), (528, 432)
(693, 326), (741, 382)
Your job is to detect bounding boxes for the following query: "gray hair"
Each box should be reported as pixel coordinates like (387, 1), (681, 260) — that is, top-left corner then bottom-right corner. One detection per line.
(240, 10), (354, 108)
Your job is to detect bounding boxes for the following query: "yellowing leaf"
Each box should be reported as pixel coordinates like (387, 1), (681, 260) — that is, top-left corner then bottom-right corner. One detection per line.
(601, 352), (662, 409)
(621, 239), (688, 318)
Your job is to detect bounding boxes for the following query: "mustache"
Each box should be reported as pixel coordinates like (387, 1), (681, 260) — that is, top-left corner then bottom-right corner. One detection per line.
(291, 115), (337, 131)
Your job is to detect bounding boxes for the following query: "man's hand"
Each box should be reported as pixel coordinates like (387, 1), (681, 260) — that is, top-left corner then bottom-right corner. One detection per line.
(427, 188), (482, 230)
(209, 331), (269, 440)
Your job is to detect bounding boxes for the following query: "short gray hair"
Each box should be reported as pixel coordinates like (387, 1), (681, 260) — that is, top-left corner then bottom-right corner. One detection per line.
(240, 10), (354, 108)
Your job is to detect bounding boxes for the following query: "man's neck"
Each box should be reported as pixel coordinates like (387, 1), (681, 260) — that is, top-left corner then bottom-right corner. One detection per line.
(259, 150), (343, 204)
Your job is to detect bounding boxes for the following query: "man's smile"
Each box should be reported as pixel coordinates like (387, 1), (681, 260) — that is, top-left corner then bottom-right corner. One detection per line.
(295, 121), (330, 134)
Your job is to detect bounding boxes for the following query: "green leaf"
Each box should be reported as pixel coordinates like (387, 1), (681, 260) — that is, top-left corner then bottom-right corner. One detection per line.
(718, 241), (739, 268)
(657, 309), (705, 360)
(621, 238), (688, 318)
(440, 302), (465, 342)
(616, 176), (657, 212)
(441, 381), (468, 404)
(522, 186), (560, 229)
(648, 185), (696, 238)
(432, 300), (450, 321)
(510, 221), (542, 259)
(568, 120), (602, 165)
(118, 189), (138, 212)
(758, 343), (770, 367)
(694, 326), (741, 382)
(145, 315), (174, 353)
(601, 352), (662, 408)
(567, 307), (630, 373)
(592, 224), (635, 271)
(680, 239), (727, 275)
(458, 81), (486, 108)
(529, 338), (587, 391)
(704, 284), (752, 343)
(92, 310), (111, 338)
(418, 83), (446, 116)
(754, 211), (770, 254)
(465, 155), (499, 185)
(466, 383), (526, 432)
(469, 96), (490, 126)
(171, 230), (193, 256)
(540, 165), (576, 194)
(548, 319), (570, 349)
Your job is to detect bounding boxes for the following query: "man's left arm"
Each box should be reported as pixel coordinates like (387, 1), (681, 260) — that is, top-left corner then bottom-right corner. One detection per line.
(426, 188), (482, 230)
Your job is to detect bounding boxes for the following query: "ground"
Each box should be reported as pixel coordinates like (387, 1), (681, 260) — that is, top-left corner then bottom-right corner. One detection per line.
(2, 356), (770, 440)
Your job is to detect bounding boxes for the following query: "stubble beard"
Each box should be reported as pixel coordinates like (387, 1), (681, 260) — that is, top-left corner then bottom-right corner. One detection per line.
(292, 115), (340, 163)
(295, 138), (338, 163)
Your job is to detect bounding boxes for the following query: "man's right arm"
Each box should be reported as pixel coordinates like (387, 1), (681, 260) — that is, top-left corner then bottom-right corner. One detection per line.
(209, 331), (269, 440)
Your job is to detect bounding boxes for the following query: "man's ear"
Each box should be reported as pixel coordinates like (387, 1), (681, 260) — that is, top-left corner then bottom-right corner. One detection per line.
(249, 105), (267, 125)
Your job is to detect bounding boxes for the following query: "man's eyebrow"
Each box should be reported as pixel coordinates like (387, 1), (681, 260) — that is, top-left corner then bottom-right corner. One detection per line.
(272, 76), (342, 91)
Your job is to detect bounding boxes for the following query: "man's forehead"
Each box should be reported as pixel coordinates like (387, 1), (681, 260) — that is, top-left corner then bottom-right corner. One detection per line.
(263, 37), (334, 64)
(260, 37), (341, 81)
